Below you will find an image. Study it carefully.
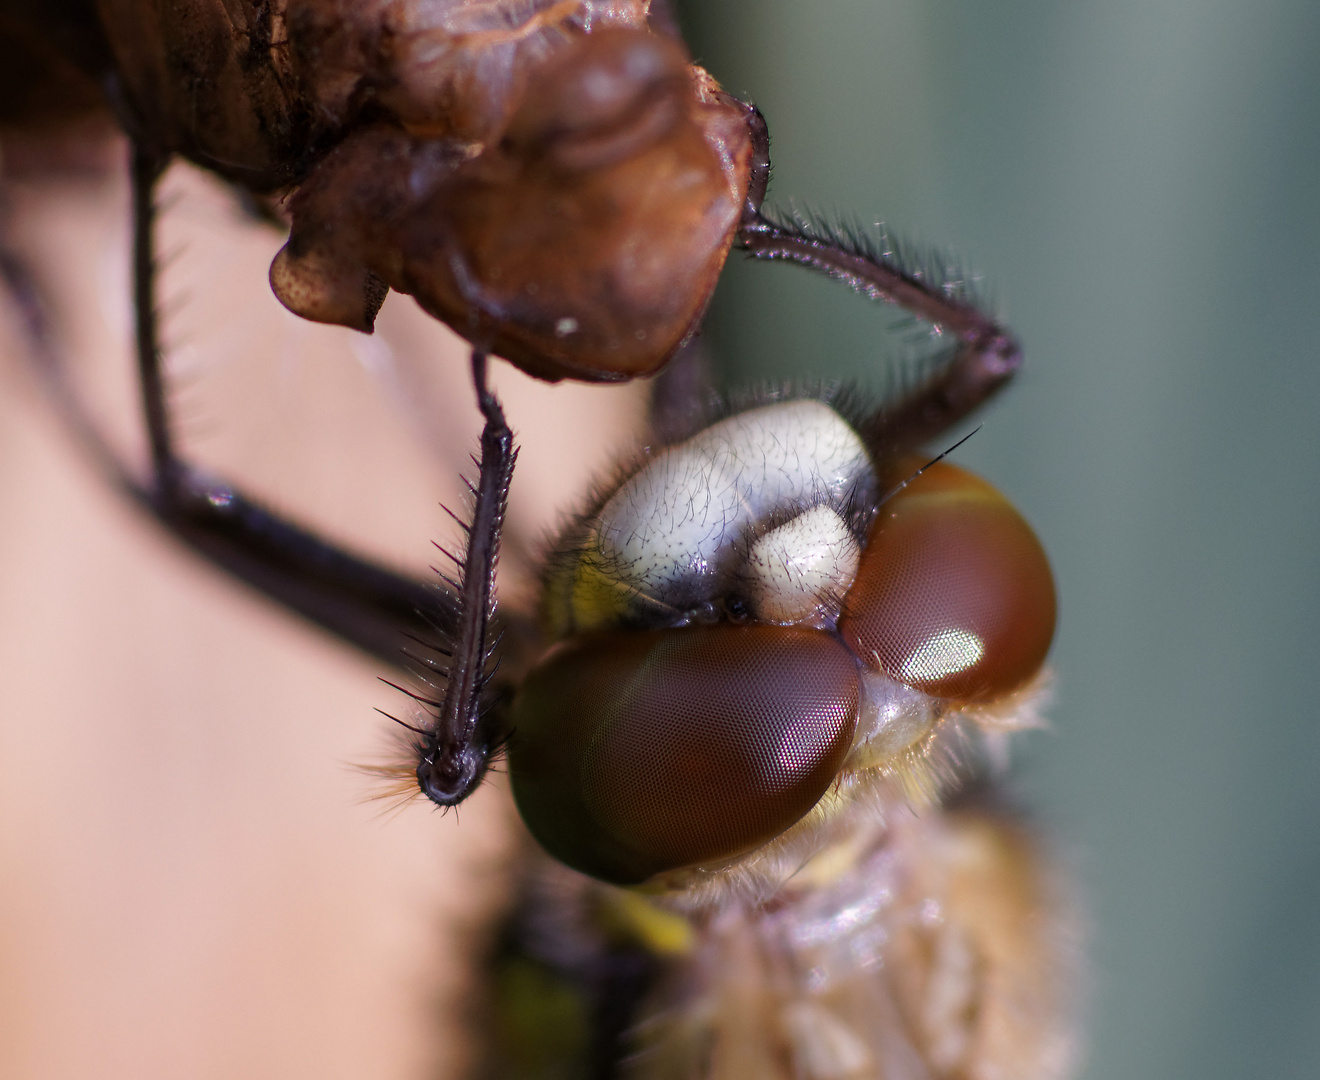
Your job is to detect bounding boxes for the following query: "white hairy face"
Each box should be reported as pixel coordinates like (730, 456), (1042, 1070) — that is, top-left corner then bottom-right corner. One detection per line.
(571, 399), (874, 628)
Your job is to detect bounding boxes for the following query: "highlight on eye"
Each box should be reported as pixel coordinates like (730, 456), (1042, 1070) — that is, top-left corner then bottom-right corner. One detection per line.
(839, 459), (1057, 703)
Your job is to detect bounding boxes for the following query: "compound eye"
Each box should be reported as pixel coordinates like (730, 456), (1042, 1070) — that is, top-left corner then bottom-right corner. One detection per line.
(839, 461), (1056, 702)
(508, 626), (860, 885)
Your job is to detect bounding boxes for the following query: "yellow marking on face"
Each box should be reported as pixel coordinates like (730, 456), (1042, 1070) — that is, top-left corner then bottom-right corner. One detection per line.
(599, 890), (696, 957)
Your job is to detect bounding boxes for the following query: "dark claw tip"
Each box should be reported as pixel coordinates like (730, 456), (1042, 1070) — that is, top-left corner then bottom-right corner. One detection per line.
(416, 751), (486, 806)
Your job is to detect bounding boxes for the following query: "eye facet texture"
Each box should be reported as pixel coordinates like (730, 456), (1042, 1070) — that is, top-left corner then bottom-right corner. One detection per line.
(508, 625), (860, 884)
(839, 461), (1056, 702)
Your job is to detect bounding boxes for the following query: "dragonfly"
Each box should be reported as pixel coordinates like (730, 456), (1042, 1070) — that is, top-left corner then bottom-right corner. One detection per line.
(0, 2), (1076, 1077)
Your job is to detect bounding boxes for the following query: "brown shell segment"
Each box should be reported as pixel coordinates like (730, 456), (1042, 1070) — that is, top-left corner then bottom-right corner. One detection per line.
(839, 461), (1056, 703)
(87, 2), (749, 382)
(271, 27), (752, 380)
(508, 625), (860, 885)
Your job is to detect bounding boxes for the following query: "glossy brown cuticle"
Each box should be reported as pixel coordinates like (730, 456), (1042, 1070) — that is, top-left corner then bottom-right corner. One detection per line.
(272, 28), (751, 379)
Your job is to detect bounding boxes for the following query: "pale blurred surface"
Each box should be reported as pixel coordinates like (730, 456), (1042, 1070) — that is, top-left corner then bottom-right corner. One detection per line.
(0, 151), (646, 1079)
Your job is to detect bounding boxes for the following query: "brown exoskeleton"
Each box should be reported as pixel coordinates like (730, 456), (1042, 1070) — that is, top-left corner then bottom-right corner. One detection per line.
(0, 3), (1073, 1077)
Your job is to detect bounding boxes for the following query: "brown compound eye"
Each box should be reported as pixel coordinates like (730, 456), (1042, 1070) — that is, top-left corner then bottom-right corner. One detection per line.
(839, 461), (1056, 703)
(508, 626), (860, 885)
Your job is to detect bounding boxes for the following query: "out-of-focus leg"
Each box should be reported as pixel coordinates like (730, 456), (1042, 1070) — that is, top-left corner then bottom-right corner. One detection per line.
(0, 141), (647, 1080)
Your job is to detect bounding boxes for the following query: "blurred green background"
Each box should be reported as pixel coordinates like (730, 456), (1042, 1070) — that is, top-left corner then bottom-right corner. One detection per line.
(678, 1), (1320, 1077)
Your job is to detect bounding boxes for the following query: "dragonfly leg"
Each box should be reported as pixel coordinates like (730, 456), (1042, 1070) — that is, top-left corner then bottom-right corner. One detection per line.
(414, 350), (518, 806)
(1, 141), (463, 667)
(737, 212), (1022, 456)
